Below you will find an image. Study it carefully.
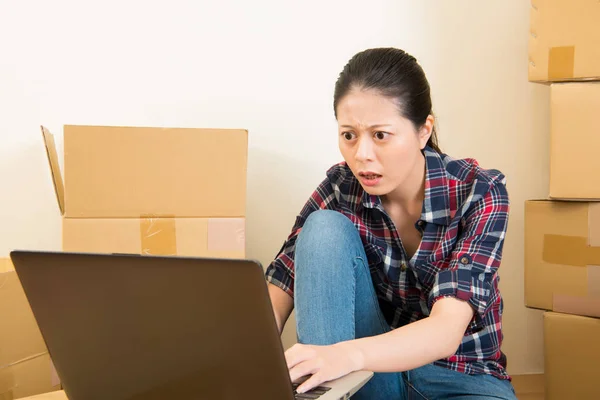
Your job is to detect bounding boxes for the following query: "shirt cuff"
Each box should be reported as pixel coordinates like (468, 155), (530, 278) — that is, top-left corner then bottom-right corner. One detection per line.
(428, 254), (491, 331)
(265, 261), (295, 298)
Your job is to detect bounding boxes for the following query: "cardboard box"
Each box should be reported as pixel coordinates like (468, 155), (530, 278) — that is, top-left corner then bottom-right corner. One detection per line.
(524, 200), (600, 317)
(6, 390), (66, 400)
(0, 259), (13, 273)
(0, 355), (61, 400)
(544, 312), (600, 400)
(42, 125), (247, 258)
(529, 0), (600, 82)
(62, 217), (245, 258)
(42, 125), (248, 218)
(549, 83), (600, 199)
(0, 260), (61, 399)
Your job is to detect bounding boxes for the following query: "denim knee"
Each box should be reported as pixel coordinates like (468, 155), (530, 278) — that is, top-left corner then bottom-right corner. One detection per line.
(296, 210), (362, 264)
(297, 209), (352, 244)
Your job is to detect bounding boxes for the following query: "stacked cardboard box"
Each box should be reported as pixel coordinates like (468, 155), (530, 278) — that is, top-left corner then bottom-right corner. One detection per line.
(526, 1), (600, 399)
(0, 124), (248, 399)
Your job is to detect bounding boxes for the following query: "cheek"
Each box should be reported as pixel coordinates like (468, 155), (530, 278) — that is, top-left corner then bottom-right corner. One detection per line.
(384, 155), (408, 176)
(338, 142), (352, 161)
(380, 144), (415, 176)
(339, 144), (361, 175)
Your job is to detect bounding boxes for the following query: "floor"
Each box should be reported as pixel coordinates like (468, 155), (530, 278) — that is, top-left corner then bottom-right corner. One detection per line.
(516, 393), (544, 400)
(512, 374), (545, 400)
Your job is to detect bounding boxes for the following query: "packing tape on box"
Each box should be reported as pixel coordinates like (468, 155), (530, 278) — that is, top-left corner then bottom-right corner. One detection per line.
(207, 218), (245, 253)
(548, 46), (575, 80)
(589, 265), (600, 297)
(139, 217), (245, 257)
(140, 217), (177, 256)
(550, 264), (600, 317)
(553, 294), (600, 318)
(542, 234), (600, 266)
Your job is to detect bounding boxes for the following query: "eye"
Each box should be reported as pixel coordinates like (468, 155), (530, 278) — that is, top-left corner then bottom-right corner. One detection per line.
(374, 131), (389, 140)
(341, 131), (356, 141)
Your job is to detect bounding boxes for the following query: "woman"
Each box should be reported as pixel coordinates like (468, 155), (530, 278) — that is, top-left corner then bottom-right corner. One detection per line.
(265, 47), (517, 400)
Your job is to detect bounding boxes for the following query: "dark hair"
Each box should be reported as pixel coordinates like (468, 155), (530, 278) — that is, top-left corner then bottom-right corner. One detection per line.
(333, 47), (441, 153)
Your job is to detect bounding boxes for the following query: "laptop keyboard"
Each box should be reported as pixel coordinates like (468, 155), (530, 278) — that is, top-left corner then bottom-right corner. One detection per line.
(292, 383), (332, 399)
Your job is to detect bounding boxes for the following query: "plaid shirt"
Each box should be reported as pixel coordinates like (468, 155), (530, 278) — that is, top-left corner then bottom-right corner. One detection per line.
(265, 146), (511, 380)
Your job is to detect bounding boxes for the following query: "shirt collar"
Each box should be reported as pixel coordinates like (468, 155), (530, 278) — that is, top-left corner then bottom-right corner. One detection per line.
(360, 146), (451, 226)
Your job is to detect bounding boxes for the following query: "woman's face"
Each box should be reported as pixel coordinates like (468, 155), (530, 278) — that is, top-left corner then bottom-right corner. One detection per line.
(336, 88), (432, 197)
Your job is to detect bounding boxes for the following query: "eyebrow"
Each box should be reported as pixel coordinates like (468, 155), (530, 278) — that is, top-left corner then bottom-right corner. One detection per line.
(340, 124), (393, 129)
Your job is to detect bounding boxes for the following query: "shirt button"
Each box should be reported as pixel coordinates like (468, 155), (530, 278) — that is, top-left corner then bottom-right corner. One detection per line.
(401, 262), (407, 271)
(460, 256), (470, 264)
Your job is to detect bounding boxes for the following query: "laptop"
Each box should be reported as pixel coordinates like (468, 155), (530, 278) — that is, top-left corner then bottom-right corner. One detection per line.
(10, 250), (373, 400)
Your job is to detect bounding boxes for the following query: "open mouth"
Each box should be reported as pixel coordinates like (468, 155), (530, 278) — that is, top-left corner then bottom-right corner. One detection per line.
(359, 172), (382, 179)
(358, 172), (382, 186)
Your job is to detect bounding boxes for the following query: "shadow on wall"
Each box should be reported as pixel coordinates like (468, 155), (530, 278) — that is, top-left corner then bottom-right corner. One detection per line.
(245, 147), (331, 349)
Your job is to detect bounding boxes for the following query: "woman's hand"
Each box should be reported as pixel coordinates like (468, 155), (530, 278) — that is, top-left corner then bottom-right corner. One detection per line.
(284, 341), (364, 394)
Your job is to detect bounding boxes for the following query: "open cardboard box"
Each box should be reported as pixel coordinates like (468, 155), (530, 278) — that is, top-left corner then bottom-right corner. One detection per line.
(41, 125), (248, 258)
(0, 259), (61, 400)
(42, 125), (248, 218)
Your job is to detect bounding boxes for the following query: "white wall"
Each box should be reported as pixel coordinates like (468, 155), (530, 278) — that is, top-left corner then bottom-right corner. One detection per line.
(0, 0), (548, 375)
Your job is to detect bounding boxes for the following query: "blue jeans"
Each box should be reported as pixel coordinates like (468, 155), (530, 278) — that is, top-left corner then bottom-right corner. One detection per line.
(294, 210), (517, 400)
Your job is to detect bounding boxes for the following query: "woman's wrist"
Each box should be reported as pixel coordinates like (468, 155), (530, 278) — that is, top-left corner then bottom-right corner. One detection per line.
(334, 340), (366, 372)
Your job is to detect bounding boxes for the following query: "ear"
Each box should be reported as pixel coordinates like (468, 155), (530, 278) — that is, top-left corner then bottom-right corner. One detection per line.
(418, 115), (435, 149)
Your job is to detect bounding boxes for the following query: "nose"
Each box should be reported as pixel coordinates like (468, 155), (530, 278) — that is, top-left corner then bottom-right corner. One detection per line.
(355, 135), (375, 162)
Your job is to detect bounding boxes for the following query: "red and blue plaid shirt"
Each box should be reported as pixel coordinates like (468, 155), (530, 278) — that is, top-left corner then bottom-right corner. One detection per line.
(265, 146), (511, 380)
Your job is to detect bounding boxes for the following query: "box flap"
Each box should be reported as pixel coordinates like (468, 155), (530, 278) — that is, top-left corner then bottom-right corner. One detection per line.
(40, 126), (65, 216)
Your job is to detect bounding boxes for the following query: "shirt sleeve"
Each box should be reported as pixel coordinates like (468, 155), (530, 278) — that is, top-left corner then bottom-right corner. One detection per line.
(427, 179), (510, 330)
(265, 172), (340, 298)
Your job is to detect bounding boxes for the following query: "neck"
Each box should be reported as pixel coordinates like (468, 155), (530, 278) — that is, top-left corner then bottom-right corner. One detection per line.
(381, 152), (426, 215)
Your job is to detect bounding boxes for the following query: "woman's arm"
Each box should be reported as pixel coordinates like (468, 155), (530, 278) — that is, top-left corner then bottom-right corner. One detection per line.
(268, 283), (294, 334)
(342, 297), (473, 372)
(287, 297), (473, 393)
(288, 180), (510, 393)
(265, 167), (345, 334)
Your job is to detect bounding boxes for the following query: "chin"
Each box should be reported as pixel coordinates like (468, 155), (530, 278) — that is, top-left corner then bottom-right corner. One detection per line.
(359, 184), (391, 197)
